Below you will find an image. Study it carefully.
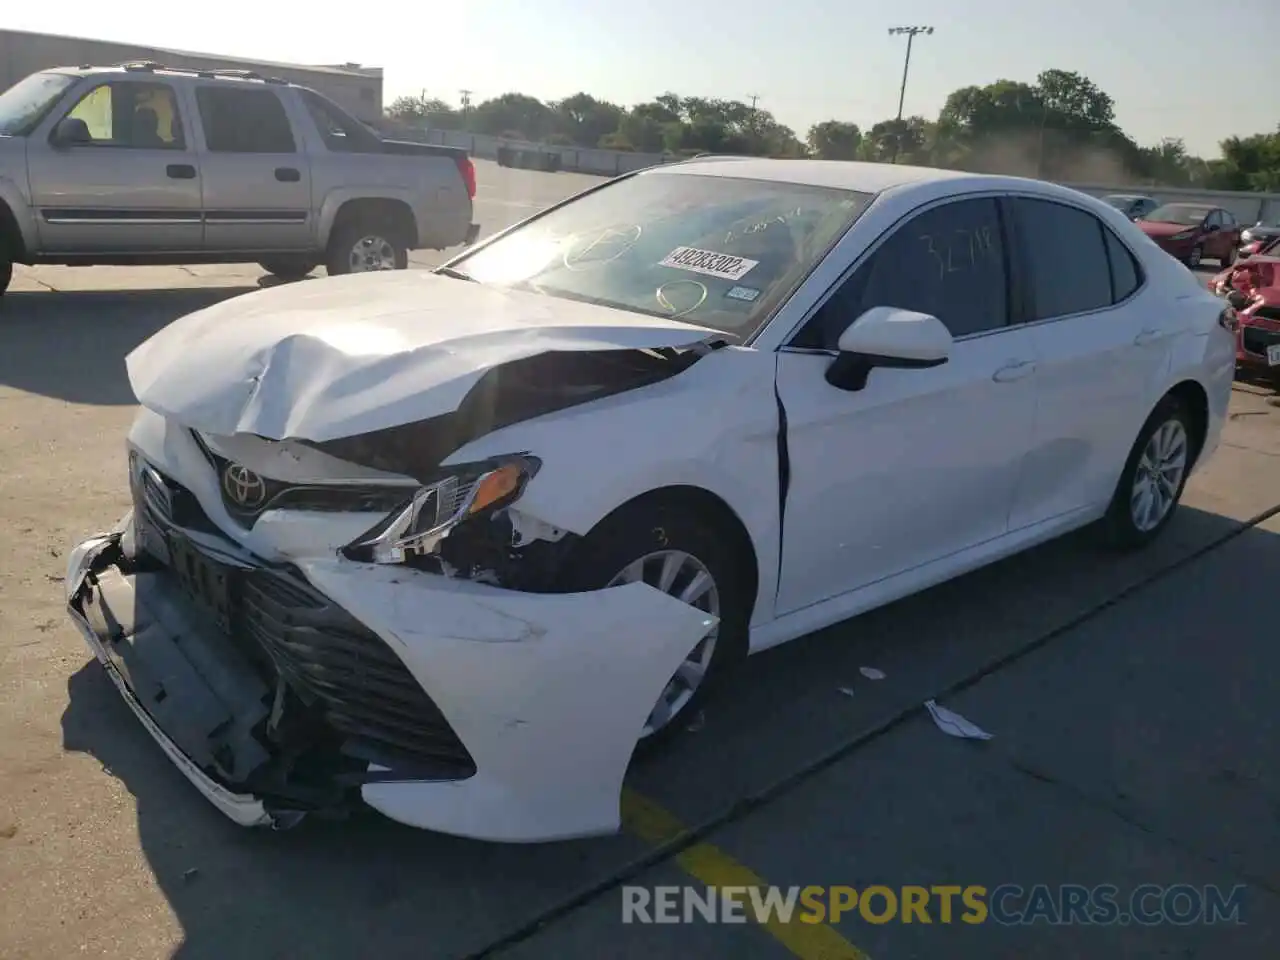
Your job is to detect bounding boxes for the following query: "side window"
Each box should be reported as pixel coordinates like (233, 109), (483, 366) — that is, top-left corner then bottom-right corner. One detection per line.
(61, 81), (185, 149)
(1103, 228), (1142, 301)
(1221, 211), (1236, 227)
(797, 198), (1008, 348)
(196, 87), (296, 153)
(1014, 198), (1112, 320)
(1205, 210), (1222, 228)
(298, 89), (381, 152)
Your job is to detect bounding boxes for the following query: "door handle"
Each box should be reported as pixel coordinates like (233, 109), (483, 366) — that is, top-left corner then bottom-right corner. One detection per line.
(992, 360), (1036, 383)
(275, 167), (301, 182)
(1134, 328), (1161, 346)
(166, 164), (196, 179)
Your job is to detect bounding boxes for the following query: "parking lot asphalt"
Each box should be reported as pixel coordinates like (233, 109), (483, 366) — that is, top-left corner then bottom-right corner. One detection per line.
(1, 160), (1278, 960)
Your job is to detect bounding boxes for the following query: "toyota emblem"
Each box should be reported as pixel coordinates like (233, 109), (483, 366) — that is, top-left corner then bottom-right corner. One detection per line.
(222, 463), (268, 509)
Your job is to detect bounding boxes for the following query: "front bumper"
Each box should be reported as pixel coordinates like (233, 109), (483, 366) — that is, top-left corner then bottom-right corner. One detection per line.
(1236, 318), (1280, 371)
(66, 503), (716, 842)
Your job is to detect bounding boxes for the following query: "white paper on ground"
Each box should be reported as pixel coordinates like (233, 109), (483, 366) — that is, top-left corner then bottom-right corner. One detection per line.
(924, 699), (994, 740)
(859, 666), (886, 680)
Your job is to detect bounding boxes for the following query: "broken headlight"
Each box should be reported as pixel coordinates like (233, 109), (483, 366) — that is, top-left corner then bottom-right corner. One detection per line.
(341, 455), (540, 564)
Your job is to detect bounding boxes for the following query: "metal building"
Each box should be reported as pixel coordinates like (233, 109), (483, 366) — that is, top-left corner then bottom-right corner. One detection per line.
(0, 28), (383, 122)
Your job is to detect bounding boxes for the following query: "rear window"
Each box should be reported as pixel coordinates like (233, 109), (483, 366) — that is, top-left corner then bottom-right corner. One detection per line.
(196, 86), (295, 153)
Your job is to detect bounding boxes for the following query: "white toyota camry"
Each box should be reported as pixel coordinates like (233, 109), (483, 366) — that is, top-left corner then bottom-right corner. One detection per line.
(66, 158), (1236, 842)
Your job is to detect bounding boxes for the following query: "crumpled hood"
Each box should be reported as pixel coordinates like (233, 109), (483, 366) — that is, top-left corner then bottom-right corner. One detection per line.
(126, 271), (718, 442)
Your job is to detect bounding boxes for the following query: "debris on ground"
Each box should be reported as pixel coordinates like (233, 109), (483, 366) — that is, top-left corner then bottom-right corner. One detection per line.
(837, 686), (856, 698)
(924, 699), (994, 741)
(859, 666), (886, 680)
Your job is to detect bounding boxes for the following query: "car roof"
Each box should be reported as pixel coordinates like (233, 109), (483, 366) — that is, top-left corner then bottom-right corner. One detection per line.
(46, 63), (301, 88)
(642, 157), (1125, 213)
(647, 158), (975, 193)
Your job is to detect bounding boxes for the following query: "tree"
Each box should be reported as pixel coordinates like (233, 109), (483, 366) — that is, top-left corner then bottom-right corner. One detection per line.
(470, 93), (556, 141)
(552, 93), (625, 149)
(386, 93), (458, 128)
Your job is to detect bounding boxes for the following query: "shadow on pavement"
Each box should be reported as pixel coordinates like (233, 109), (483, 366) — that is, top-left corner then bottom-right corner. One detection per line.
(0, 287), (256, 406)
(59, 505), (1277, 960)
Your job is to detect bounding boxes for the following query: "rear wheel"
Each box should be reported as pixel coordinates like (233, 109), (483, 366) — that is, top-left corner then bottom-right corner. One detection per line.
(0, 256), (10, 298)
(325, 220), (409, 276)
(556, 499), (750, 751)
(1097, 395), (1196, 550)
(1221, 246), (1236, 268)
(1186, 245), (1203, 269)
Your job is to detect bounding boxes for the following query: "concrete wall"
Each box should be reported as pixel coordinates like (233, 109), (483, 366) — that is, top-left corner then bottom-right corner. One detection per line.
(0, 29), (383, 123)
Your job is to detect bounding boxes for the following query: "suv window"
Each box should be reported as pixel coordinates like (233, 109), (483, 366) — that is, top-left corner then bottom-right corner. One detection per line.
(1013, 198), (1113, 320)
(61, 81), (185, 149)
(298, 89), (383, 152)
(196, 86), (295, 153)
(1221, 210), (1237, 227)
(796, 197), (1008, 348)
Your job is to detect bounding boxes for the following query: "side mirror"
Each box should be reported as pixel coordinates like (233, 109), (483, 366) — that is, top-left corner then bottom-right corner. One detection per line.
(1204, 222), (1220, 233)
(825, 306), (951, 392)
(51, 117), (91, 147)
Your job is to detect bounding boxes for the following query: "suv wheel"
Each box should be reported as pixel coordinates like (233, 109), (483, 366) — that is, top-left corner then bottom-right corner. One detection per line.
(0, 257), (11, 298)
(326, 221), (408, 276)
(258, 257), (317, 281)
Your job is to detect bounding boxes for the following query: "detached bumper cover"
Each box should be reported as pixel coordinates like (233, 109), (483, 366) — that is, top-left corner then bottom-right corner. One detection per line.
(65, 513), (717, 842)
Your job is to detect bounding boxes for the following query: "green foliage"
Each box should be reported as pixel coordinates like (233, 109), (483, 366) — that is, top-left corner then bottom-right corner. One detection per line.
(385, 75), (1280, 190)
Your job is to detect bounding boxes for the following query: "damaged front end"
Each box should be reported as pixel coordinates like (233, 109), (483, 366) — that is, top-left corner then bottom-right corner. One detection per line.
(65, 338), (721, 839)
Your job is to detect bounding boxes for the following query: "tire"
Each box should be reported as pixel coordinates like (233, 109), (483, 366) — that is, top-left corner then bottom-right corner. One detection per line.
(1097, 395), (1197, 550)
(1186, 245), (1203, 269)
(555, 498), (752, 752)
(258, 257), (317, 281)
(1221, 246), (1236, 268)
(325, 219), (409, 276)
(0, 256), (10, 298)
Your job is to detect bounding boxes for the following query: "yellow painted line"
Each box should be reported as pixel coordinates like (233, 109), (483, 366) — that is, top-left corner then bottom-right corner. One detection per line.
(622, 789), (871, 960)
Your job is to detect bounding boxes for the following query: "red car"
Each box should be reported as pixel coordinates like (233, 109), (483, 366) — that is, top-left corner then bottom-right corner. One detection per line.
(1136, 203), (1242, 269)
(1209, 254), (1280, 380)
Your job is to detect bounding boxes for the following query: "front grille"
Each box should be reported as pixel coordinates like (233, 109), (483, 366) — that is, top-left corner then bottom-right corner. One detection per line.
(1242, 326), (1280, 356)
(132, 464), (475, 777)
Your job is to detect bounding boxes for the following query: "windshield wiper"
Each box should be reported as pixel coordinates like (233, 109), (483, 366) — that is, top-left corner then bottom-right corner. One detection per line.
(435, 266), (476, 282)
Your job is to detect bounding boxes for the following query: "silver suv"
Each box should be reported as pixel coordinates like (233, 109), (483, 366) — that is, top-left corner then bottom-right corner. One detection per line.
(0, 62), (480, 295)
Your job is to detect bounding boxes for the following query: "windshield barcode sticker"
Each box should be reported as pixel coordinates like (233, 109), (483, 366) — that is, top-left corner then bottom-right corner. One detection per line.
(660, 246), (759, 281)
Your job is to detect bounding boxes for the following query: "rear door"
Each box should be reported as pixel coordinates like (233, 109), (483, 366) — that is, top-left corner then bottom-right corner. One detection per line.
(192, 84), (313, 252)
(1005, 196), (1171, 530)
(28, 77), (202, 253)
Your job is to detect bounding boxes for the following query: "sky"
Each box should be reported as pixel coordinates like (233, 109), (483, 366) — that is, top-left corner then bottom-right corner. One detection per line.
(8, 1), (1279, 158)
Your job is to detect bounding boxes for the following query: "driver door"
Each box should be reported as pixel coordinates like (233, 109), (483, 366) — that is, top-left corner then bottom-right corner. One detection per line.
(772, 196), (1041, 616)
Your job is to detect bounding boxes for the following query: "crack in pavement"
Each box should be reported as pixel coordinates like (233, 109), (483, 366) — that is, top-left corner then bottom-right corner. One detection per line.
(463, 499), (1280, 960)
(1004, 755), (1280, 898)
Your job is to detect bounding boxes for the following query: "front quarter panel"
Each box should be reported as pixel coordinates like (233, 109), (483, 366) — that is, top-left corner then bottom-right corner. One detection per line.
(0, 136), (38, 256)
(446, 346), (783, 627)
(299, 560), (717, 841)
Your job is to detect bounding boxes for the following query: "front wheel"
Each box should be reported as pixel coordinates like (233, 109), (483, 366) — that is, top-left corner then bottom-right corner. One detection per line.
(325, 221), (409, 276)
(258, 257), (317, 281)
(1097, 396), (1196, 550)
(1221, 246), (1236, 268)
(0, 256), (11, 298)
(555, 499), (750, 751)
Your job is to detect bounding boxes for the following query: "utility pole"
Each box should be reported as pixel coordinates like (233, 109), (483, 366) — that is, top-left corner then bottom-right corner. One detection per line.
(746, 94), (762, 153)
(459, 89), (473, 129)
(887, 25), (933, 162)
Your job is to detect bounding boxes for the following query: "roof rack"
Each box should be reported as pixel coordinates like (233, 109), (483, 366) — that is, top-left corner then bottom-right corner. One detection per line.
(115, 60), (288, 84)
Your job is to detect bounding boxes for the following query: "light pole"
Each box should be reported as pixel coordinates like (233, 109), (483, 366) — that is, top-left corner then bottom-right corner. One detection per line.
(888, 25), (933, 162)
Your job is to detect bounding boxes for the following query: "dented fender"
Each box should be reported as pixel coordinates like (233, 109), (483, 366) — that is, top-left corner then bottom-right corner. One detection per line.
(298, 558), (719, 841)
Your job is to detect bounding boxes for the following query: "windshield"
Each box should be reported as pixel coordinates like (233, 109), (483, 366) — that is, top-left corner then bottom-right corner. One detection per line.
(448, 171), (874, 341)
(1143, 204), (1210, 225)
(0, 72), (77, 137)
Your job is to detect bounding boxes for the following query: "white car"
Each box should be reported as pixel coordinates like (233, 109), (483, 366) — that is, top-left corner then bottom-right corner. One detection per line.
(65, 158), (1237, 842)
